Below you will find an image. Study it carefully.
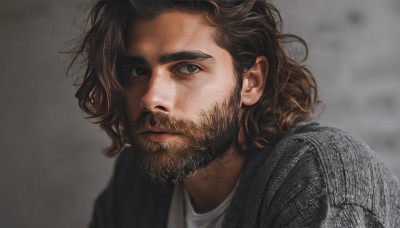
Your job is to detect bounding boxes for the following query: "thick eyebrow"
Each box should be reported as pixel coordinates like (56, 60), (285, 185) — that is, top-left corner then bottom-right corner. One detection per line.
(121, 56), (148, 66)
(158, 51), (214, 64)
(122, 50), (215, 66)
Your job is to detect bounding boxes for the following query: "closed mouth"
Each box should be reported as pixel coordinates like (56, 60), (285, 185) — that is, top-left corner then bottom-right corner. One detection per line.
(139, 128), (180, 135)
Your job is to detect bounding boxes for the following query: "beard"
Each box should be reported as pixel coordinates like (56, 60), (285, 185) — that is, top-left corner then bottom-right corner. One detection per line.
(126, 87), (241, 183)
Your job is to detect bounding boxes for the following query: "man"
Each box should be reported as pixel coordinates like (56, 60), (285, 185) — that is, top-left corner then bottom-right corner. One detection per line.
(71, 0), (400, 227)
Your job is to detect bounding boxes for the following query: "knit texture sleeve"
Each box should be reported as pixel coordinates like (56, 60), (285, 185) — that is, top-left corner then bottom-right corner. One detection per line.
(260, 139), (329, 228)
(253, 124), (400, 228)
(321, 204), (384, 227)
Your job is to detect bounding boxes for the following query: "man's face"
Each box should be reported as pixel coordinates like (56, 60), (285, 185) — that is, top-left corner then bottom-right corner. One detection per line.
(124, 11), (240, 183)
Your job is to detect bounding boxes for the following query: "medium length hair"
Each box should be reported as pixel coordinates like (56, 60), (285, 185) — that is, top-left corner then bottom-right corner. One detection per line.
(69, 0), (320, 156)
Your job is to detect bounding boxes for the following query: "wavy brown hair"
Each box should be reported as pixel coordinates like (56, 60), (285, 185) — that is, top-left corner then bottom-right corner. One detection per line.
(69, 0), (320, 157)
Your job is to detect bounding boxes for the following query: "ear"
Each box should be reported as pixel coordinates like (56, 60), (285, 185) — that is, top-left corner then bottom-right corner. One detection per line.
(240, 56), (269, 106)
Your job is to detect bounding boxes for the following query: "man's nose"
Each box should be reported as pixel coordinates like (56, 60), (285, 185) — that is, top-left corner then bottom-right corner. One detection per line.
(140, 72), (174, 114)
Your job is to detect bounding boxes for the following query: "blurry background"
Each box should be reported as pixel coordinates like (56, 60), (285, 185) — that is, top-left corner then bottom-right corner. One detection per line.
(0, 0), (399, 227)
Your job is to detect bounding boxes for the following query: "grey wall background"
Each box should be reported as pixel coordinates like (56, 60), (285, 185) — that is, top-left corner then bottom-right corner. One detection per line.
(0, 0), (399, 227)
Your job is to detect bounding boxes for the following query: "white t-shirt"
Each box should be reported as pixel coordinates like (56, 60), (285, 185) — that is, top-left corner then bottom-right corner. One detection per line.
(167, 182), (237, 228)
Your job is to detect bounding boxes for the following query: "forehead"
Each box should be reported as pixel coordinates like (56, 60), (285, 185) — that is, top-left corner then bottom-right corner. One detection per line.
(127, 11), (221, 59)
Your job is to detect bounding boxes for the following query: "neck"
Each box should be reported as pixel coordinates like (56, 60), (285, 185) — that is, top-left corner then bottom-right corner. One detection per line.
(182, 146), (245, 213)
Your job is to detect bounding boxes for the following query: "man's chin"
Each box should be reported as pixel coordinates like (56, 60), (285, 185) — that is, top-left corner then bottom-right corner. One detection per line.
(140, 155), (204, 184)
(131, 141), (203, 183)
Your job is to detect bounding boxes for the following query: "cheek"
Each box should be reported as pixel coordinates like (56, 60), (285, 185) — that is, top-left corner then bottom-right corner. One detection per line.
(124, 88), (144, 120)
(172, 84), (202, 118)
(175, 78), (235, 117)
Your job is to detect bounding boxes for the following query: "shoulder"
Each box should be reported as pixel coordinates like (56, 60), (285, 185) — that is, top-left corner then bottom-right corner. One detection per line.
(277, 121), (381, 185)
(280, 122), (400, 204)
(262, 122), (400, 226)
(90, 147), (175, 228)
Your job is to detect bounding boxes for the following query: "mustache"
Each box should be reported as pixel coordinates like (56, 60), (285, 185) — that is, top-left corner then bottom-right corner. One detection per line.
(130, 112), (198, 136)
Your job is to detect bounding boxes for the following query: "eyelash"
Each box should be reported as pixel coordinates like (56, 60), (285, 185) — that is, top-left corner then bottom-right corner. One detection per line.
(173, 63), (202, 74)
(123, 63), (203, 80)
(123, 65), (149, 78)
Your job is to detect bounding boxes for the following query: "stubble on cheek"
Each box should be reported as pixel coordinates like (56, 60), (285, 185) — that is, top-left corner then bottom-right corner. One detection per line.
(126, 88), (241, 183)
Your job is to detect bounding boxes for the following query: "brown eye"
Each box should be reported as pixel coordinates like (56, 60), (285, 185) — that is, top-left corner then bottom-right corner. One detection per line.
(130, 67), (149, 77)
(177, 64), (201, 74)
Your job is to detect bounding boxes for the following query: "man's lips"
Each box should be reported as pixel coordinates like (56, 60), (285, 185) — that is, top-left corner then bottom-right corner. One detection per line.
(138, 128), (179, 134)
(138, 129), (181, 142)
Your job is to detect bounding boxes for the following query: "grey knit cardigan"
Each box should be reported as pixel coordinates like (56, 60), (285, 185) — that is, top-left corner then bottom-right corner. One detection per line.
(89, 122), (400, 227)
